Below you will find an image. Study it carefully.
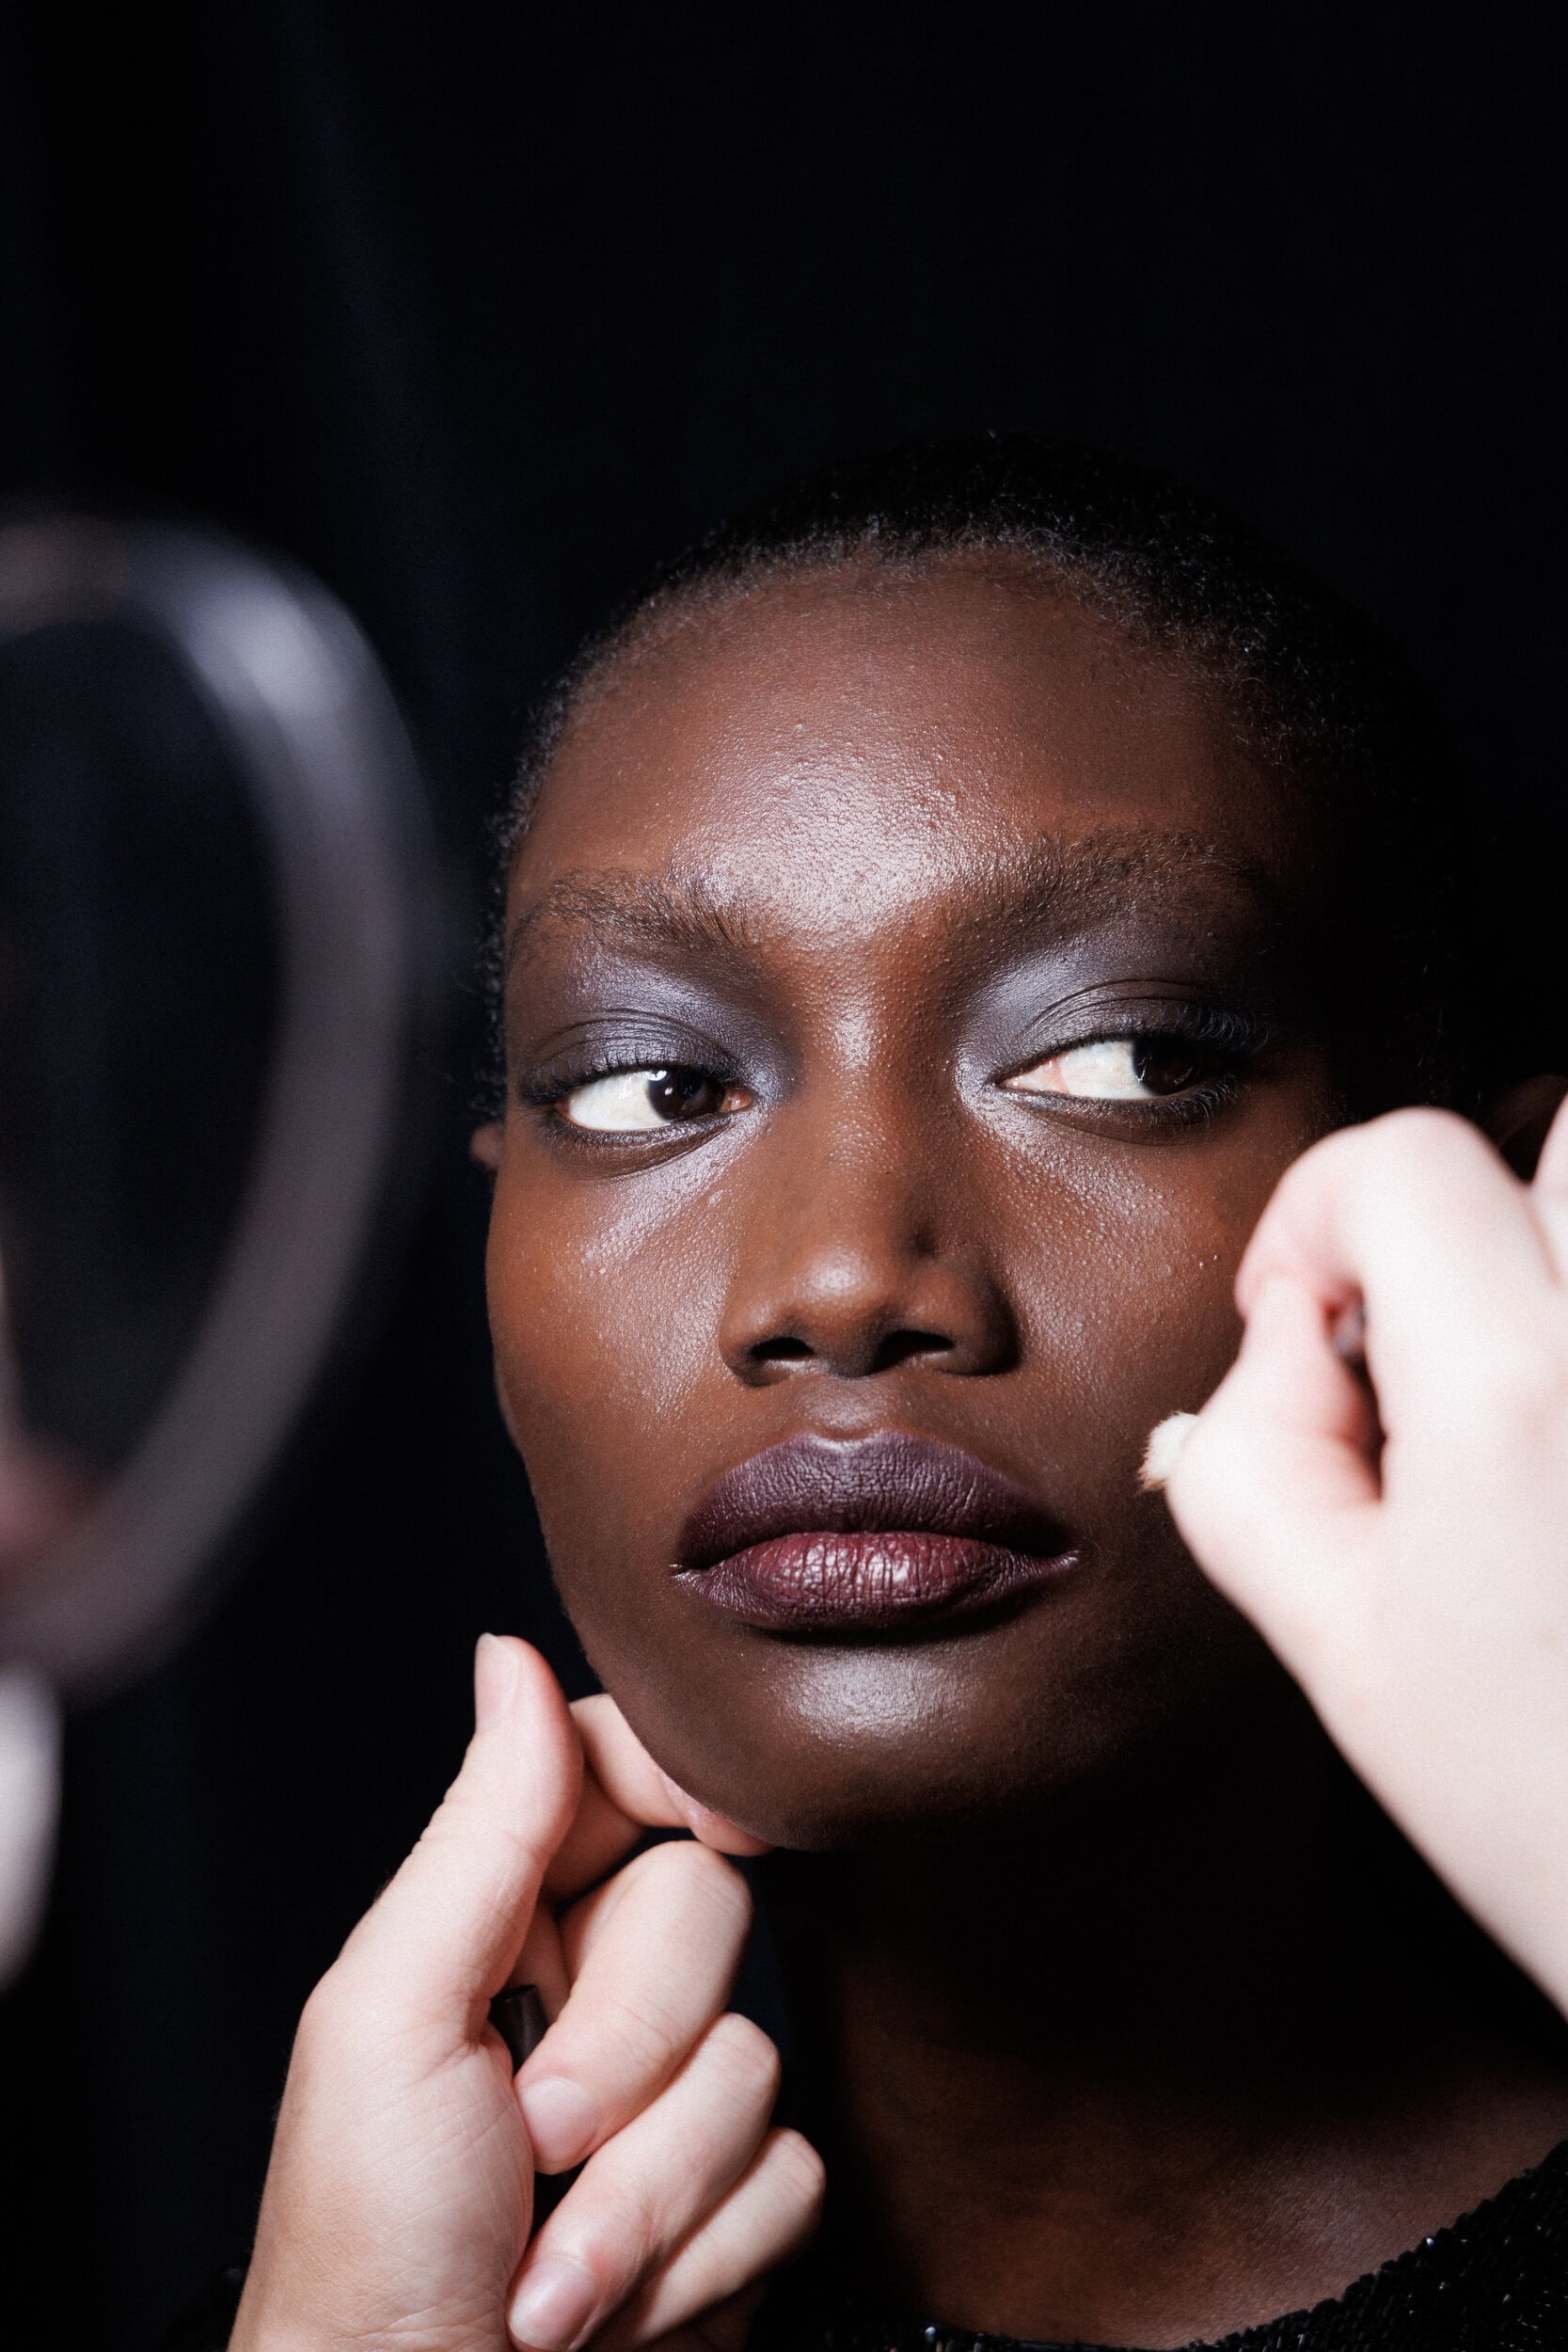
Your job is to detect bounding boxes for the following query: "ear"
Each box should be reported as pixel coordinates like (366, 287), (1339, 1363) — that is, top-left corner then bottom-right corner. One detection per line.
(470, 1120), (504, 1172)
(1480, 1074), (1568, 1180)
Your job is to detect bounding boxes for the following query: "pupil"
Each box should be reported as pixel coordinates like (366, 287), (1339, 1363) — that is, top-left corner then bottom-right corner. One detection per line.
(1132, 1039), (1205, 1096)
(646, 1066), (722, 1120)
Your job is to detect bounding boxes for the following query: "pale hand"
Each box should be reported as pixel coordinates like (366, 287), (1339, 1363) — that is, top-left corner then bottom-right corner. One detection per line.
(1167, 1101), (1568, 2019)
(230, 1636), (822, 2352)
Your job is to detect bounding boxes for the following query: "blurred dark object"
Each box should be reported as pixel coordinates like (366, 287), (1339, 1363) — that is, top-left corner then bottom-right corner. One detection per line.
(0, 518), (440, 1705)
(489, 1980), (547, 2072)
(0, 516), (445, 2022)
(0, 616), (277, 1478)
(0, 8), (1561, 2349)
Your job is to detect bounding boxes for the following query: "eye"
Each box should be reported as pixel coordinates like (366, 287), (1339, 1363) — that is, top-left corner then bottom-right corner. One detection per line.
(1006, 1035), (1219, 1103)
(558, 1065), (744, 1133)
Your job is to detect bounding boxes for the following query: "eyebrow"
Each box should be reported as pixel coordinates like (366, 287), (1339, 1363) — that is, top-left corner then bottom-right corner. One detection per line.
(504, 830), (1273, 979)
(505, 870), (762, 977)
(959, 830), (1271, 933)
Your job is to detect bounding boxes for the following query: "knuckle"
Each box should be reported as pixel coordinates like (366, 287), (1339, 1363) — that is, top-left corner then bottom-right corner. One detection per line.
(1370, 1104), (1464, 1153)
(633, 1837), (752, 1926)
(294, 1970), (356, 2051)
(572, 2174), (664, 2281)
(576, 1841), (750, 1982)
(1293, 1105), (1473, 1205)
(546, 2241), (635, 2325)
(290, 1976), (382, 2084)
(581, 1980), (705, 2088)
(433, 1790), (553, 1888)
(1358, 1104), (1471, 1171)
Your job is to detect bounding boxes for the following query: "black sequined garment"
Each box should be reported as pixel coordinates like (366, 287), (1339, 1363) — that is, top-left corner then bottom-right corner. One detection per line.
(755, 2138), (1568, 2352)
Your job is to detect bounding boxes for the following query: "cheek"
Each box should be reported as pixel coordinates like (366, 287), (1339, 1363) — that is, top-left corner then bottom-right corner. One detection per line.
(481, 1115), (1307, 1839)
(1005, 1146), (1259, 1446)
(485, 1136), (736, 1549)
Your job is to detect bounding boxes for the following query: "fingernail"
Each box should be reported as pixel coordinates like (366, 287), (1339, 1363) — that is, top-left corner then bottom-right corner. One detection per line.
(1139, 1410), (1197, 1493)
(517, 2072), (598, 2169)
(508, 2253), (598, 2350)
(474, 1633), (519, 1726)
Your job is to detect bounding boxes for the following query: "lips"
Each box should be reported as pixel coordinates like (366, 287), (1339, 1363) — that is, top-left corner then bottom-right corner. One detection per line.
(675, 1431), (1076, 1633)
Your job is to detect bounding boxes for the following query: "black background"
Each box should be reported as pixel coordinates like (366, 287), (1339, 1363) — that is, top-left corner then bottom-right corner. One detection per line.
(1, 8), (1563, 2344)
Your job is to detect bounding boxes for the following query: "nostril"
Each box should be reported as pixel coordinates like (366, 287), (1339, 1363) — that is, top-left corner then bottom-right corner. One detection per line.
(870, 1327), (954, 1373)
(747, 1327), (957, 1374)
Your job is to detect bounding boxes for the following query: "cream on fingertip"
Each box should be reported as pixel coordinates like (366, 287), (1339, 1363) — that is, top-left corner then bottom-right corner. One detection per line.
(1139, 1410), (1198, 1493)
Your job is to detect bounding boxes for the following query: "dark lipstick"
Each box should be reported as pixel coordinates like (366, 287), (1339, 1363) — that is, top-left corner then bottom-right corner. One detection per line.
(675, 1431), (1077, 1633)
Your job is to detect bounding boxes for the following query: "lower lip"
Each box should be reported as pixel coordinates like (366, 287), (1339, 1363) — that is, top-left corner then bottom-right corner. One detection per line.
(679, 1530), (1076, 1633)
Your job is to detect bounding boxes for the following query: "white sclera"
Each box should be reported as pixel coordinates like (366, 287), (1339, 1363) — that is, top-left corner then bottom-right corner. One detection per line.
(1009, 1038), (1156, 1101)
(562, 1070), (673, 1132)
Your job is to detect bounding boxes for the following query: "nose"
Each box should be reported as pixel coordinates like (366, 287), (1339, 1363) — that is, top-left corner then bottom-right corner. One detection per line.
(717, 1109), (1016, 1385)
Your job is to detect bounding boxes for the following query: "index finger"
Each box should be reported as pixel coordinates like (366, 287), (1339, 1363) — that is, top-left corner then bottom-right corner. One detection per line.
(328, 1637), (580, 2034)
(545, 1698), (768, 1902)
(1236, 1110), (1560, 1400)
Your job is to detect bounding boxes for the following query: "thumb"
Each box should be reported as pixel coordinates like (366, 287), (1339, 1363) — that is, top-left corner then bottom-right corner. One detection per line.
(335, 1635), (582, 2031)
(1166, 1273), (1379, 1628)
(1528, 1085), (1568, 1200)
(1530, 1090), (1568, 1274)
(573, 1694), (771, 1856)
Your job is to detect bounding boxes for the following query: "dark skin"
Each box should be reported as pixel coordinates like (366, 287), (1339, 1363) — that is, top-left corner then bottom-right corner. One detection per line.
(480, 555), (1568, 2346)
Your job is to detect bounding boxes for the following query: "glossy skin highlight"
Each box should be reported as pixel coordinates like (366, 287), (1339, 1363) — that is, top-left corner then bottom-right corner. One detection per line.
(487, 560), (1338, 1846)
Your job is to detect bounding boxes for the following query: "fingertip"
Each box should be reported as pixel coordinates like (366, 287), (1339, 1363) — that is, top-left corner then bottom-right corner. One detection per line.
(770, 2123), (829, 2226)
(493, 1640), (582, 1760)
(665, 1775), (771, 1855)
(474, 1631), (521, 1726)
(517, 2071), (600, 2172)
(1164, 1319), (1380, 1591)
(573, 1695), (686, 1829)
(1160, 1398), (1229, 1532)
(508, 2252), (599, 2352)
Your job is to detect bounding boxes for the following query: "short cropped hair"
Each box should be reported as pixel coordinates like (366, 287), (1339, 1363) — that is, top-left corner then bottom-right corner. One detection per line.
(495, 437), (1509, 1115)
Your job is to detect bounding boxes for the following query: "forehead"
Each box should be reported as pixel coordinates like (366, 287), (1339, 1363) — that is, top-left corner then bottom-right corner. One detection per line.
(514, 558), (1310, 925)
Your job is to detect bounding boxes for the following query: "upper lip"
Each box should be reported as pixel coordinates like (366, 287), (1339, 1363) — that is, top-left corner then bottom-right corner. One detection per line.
(676, 1431), (1068, 1570)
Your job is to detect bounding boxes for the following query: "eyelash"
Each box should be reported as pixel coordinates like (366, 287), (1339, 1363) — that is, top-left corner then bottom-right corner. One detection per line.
(518, 1049), (743, 1116)
(1011, 1006), (1270, 1129)
(517, 1008), (1270, 1136)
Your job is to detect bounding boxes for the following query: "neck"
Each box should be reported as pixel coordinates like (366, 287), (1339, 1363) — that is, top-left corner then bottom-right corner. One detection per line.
(761, 1683), (1568, 2347)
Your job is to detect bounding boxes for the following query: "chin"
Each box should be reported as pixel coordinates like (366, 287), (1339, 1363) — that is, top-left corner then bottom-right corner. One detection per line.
(602, 1631), (1158, 1852)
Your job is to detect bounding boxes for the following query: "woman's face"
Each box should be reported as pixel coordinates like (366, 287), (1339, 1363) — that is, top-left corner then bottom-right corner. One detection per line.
(486, 558), (1347, 1847)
